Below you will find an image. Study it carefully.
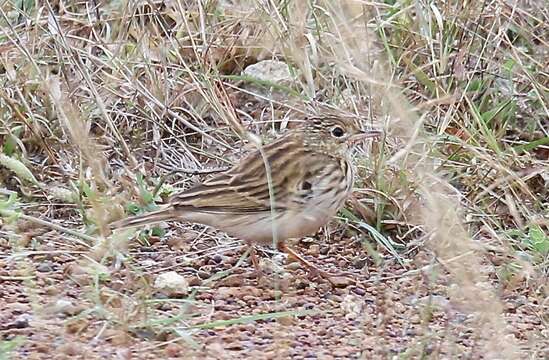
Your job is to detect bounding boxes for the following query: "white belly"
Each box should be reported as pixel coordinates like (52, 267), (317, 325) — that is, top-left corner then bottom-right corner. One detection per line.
(184, 195), (346, 246)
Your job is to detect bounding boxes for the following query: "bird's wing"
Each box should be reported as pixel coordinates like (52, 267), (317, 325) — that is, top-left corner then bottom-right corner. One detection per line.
(169, 135), (308, 214)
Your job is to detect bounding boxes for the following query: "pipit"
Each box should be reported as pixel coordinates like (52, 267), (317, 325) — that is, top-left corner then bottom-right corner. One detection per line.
(111, 115), (381, 279)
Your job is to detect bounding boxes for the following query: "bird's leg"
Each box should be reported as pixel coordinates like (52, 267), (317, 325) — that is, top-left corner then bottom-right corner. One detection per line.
(277, 241), (333, 281)
(247, 243), (262, 277)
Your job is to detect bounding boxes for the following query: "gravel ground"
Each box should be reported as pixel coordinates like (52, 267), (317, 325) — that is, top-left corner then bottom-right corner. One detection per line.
(1, 228), (546, 359)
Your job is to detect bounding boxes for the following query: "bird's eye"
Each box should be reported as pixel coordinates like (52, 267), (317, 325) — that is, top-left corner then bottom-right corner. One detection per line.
(331, 126), (345, 138)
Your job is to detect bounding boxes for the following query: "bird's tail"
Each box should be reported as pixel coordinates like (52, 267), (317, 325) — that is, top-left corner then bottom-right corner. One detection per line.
(109, 205), (175, 230)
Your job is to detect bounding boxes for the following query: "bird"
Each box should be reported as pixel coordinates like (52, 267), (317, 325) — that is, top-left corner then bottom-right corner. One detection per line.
(111, 114), (381, 279)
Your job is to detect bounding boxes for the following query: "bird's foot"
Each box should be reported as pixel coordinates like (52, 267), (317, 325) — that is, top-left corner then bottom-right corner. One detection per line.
(247, 244), (264, 279)
(277, 242), (354, 286)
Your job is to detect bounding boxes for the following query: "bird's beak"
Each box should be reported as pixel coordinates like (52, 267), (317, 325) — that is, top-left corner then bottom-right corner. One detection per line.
(347, 129), (383, 143)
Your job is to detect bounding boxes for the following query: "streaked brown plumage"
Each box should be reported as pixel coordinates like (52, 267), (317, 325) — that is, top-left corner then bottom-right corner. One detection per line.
(111, 115), (380, 277)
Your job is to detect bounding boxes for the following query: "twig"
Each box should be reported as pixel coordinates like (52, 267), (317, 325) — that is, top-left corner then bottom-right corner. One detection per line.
(169, 167), (230, 175)
(0, 210), (94, 246)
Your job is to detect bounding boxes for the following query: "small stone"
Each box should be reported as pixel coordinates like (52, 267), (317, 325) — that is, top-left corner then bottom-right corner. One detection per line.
(154, 271), (189, 296)
(211, 254), (224, 264)
(116, 349), (132, 360)
(58, 343), (80, 356)
(197, 270), (210, 279)
(243, 60), (293, 85)
(308, 244), (320, 256)
(34, 342), (50, 354)
(410, 315), (421, 324)
(340, 295), (363, 320)
(217, 274), (244, 287)
(352, 257), (367, 269)
(215, 311), (233, 321)
(53, 299), (79, 316)
(36, 262), (53, 273)
(276, 315), (295, 325)
(9, 303), (30, 313)
(141, 259), (157, 267)
(352, 287), (366, 296)
(109, 330), (132, 345)
(418, 295), (450, 309)
(165, 343), (184, 357)
(225, 341), (244, 350)
(43, 285), (59, 296)
(147, 236), (162, 245)
(257, 276), (273, 289)
(65, 319), (89, 334)
(186, 275), (202, 287)
(166, 236), (190, 251)
(320, 246), (330, 255)
(329, 276), (354, 288)
(10, 314), (31, 329)
(286, 262), (301, 271)
(214, 287), (241, 300)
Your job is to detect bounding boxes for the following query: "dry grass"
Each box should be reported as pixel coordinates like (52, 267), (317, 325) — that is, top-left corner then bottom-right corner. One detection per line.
(1, 0), (547, 359)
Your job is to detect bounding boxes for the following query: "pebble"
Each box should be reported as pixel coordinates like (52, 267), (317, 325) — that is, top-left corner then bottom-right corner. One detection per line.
(329, 276), (354, 288)
(352, 287), (366, 296)
(65, 319), (89, 334)
(53, 299), (79, 316)
(164, 343), (184, 358)
(9, 303), (29, 313)
(276, 315), (295, 325)
(58, 343), (80, 356)
(10, 314), (31, 329)
(36, 262), (53, 273)
(352, 257), (367, 269)
(197, 270), (210, 279)
(154, 271), (189, 296)
(217, 274), (244, 287)
(307, 244), (320, 256)
(187, 275), (202, 286)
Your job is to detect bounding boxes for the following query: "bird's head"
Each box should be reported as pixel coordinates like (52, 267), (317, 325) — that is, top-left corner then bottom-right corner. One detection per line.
(302, 115), (382, 156)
